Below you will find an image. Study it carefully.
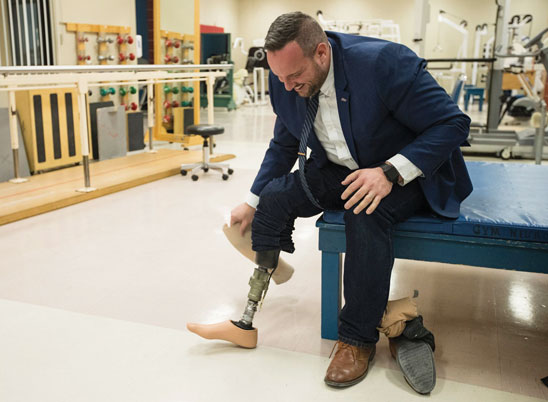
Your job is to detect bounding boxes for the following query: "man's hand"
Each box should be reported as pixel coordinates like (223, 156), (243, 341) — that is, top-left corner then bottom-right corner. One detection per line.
(230, 203), (256, 236)
(341, 167), (393, 215)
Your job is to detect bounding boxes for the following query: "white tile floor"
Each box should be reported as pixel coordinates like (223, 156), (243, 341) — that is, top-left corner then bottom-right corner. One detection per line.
(0, 103), (547, 401)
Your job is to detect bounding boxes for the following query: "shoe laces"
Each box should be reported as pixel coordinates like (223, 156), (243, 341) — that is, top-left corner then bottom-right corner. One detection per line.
(329, 340), (356, 360)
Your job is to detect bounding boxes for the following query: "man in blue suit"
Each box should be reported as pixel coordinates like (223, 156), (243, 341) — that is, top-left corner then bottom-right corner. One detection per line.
(231, 12), (472, 390)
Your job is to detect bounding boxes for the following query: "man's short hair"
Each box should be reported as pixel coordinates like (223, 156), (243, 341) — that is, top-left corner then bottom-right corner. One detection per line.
(265, 12), (328, 57)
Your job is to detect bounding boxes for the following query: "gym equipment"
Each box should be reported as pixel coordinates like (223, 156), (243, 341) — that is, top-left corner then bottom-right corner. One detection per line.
(95, 106), (127, 161)
(98, 55), (115, 62)
(200, 33), (236, 111)
(1, 64), (230, 191)
(244, 46), (269, 72)
(118, 53), (136, 62)
(0, 108), (30, 182)
(88, 101), (114, 160)
(317, 10), (400, 42)
(179, 124), (233, 181)
(127, 111), (145, 152)
(15, 88), (82, 173)
(437, 0), (548, 162)
(122, 102), (138, 111)
(100, 87), (116, 97)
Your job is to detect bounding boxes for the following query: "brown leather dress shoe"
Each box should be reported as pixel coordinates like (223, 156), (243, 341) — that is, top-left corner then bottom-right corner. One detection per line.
(324, 341), (376, 387)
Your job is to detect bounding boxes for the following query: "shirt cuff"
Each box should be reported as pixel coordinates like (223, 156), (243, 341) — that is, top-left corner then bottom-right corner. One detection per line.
(388, 154), (424, 186)
(245, 192), (260, 209)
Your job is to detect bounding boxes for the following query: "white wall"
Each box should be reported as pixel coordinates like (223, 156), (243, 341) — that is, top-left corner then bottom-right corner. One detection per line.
(161, 0), (194, 36)
(200, 0), (242, 67)
(231, 0), (548, 75)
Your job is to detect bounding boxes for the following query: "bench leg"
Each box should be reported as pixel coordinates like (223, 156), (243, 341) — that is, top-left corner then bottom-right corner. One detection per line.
(321, 251), (342, 340)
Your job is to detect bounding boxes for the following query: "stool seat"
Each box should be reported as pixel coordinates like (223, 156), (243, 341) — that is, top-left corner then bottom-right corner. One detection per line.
(180, 123), (232, 181)
(186, 124), (225, 137)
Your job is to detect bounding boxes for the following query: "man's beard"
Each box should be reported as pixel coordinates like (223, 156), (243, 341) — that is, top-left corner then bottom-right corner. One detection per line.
(297, 62), (328, 98)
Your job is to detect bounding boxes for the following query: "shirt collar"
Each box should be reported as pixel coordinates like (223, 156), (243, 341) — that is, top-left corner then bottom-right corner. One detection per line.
(319, 46), (335, 97)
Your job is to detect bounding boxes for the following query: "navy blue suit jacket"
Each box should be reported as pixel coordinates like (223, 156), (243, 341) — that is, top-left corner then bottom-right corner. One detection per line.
(250, 32), (473, 218)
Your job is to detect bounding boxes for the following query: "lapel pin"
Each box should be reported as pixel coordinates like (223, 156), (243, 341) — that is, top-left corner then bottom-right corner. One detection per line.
(341, 97), (347, 102)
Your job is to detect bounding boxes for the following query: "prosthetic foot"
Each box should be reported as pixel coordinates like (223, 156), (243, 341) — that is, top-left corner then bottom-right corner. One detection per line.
(187, 321), (258, 349)
(222, 223), (294, 284)
(187, 250), (280, 349)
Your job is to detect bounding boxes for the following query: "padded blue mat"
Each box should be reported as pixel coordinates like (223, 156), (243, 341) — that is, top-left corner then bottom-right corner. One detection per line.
(322, 161), (548, 243)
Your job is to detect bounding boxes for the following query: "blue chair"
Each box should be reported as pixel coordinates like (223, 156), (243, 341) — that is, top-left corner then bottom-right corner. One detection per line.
(463, 85), (485, 111)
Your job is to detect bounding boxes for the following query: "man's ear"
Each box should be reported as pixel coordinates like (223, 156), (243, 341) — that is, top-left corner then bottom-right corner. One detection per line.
(315, 42), (329, 65)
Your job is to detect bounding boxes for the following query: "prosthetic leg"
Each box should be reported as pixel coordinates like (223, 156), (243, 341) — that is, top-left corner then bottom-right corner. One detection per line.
(187, 250), (280, 349)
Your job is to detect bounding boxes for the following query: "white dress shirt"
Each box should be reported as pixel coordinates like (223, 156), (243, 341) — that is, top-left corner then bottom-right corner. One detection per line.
(246, 48), (423, 209)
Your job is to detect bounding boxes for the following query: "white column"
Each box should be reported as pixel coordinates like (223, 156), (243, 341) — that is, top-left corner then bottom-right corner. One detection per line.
(76, 79), (95, 192)
(8, 90), (28, 183)
(147, 82), (157, 153)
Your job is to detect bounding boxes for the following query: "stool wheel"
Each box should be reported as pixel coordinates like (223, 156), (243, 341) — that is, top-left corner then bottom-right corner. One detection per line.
(191, 175), (199, 181)
(203, 167), (209, 172)
(500, 147), (512, 160)
(228, 168), (234, 175)
(222, 174), (229, 181)
(180, 169), (187, 176)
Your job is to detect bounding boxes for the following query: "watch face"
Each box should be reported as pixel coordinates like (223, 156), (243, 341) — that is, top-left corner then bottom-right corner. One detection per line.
(382, 164), (399, 183)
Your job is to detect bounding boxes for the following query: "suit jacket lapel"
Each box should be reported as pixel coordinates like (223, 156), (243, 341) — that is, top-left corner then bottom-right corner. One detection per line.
(329, 37), (359, 165)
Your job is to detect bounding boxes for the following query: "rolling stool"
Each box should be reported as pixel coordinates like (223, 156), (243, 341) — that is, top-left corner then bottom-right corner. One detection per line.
(180, 124), (234, 181)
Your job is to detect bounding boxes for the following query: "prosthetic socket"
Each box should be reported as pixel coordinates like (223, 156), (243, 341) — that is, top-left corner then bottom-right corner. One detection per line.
(234, 249), (280, 329)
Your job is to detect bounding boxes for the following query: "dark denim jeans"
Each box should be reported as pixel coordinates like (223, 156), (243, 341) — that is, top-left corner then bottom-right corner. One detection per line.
(251, 159), (428, 346)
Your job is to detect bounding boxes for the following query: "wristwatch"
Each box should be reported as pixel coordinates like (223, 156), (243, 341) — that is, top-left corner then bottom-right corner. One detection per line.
(380, 162), (400, 184)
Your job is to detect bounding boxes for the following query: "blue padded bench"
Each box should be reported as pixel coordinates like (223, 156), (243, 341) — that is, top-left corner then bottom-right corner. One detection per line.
(316, 161), (548, 340)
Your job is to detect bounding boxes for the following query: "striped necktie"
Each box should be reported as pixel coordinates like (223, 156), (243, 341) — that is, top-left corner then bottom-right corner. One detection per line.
(298, 93), (322, 209)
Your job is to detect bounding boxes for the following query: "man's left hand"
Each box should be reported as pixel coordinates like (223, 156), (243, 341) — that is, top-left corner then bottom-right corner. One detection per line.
(341, 167), (393, 215)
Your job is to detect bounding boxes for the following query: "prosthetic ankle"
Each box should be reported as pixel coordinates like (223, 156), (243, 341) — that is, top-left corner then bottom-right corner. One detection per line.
(186, 249), (280, 348)
(234, 249), (280, 329)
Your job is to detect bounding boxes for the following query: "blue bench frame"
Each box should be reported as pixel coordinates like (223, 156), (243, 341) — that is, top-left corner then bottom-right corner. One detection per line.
(316, 193), (548, 341)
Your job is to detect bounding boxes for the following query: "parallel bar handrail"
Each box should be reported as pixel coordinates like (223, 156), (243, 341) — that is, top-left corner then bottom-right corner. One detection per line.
(2, 64), (231, 191)
(0, 63), (233, 75)
(0, 70), (228, 89)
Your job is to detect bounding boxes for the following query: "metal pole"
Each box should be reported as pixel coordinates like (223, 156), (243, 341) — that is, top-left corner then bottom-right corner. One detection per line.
(0, 63), (232, 74)
(7, 0), (17, 65)
(29, 0), (37, 65)
(8, 91), (28, 183)
(36, 0), (43, 65)
(253, 67), (258, 105)
(207, 75), (215, 155)
(147, 82), (157, 153)
(260, 67), (265, 104)
(534, 100), (546, 165)
(42, 0), (49, 65)
(1, 0), (10, 65)
(47, 0), (54, 64)
(15, 0), (23, 65)
(76, 80), (95, 192)
(21, 0), (31, 66)
(486, 0), (509, 131)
